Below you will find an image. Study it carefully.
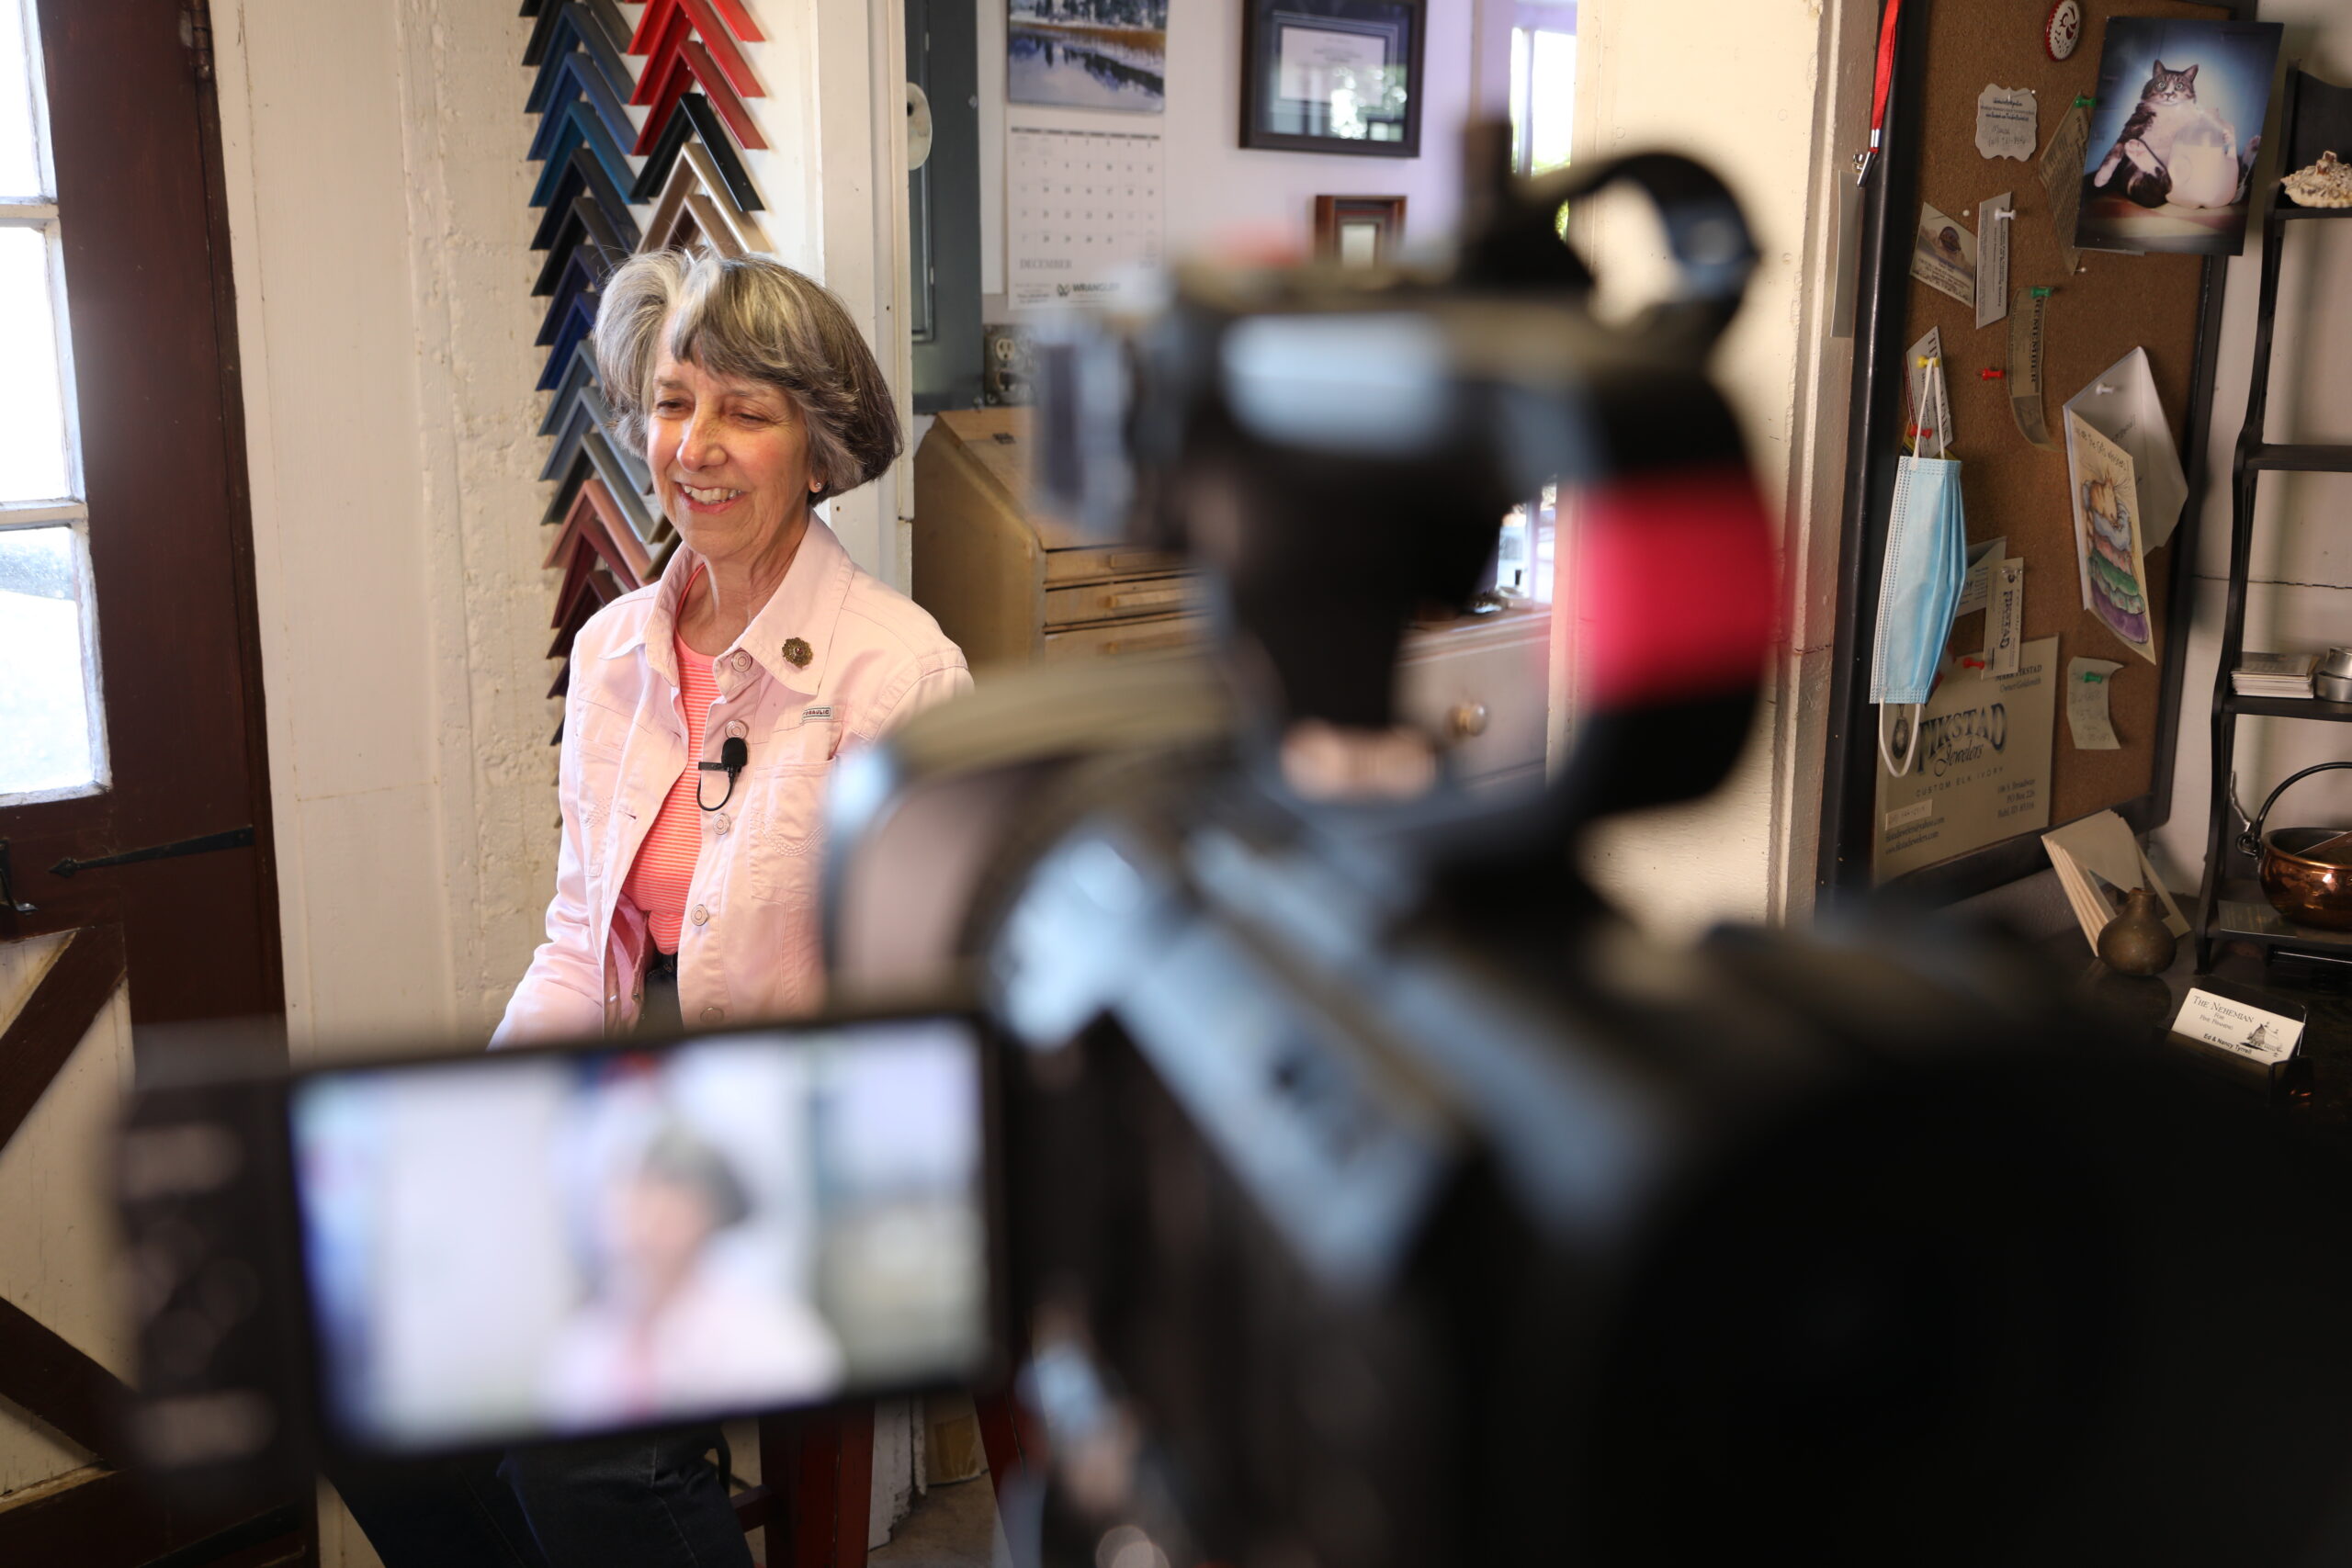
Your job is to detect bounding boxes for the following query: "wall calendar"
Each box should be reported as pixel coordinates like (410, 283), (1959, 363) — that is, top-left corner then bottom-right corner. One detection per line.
(1008, 124), (1165, 311)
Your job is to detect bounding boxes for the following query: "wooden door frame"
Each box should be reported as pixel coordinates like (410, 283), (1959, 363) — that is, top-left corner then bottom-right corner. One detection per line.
(0, 0), (298, 1561)
(0, 0), (285, 1023)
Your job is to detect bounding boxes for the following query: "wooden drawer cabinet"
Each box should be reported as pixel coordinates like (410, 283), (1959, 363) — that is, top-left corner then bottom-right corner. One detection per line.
(1040, 614), (1210, 664)
(911, 409), (1551, 783)
(912, 409), (1194, 671)
(1041, 575), (1204, 626)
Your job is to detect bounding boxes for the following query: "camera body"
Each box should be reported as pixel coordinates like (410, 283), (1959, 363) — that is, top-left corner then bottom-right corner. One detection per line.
(114, 145), (2352, 1568)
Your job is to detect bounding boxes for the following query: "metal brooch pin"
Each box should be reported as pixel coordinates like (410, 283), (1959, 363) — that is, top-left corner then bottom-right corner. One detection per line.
(783, 637), (813, 668)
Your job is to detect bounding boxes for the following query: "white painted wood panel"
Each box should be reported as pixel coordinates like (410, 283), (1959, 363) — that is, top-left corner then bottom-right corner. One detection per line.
(0, 937), (130, 1501)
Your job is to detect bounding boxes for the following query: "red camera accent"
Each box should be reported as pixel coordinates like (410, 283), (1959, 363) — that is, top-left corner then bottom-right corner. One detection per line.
(1573, 466), (1779, 708)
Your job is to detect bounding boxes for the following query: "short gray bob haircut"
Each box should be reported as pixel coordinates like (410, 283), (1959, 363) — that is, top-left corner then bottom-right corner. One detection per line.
(595, 250), (902, 505)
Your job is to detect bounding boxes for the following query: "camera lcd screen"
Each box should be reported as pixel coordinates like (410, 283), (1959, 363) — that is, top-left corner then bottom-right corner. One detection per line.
(287, 1017), (991, 1454)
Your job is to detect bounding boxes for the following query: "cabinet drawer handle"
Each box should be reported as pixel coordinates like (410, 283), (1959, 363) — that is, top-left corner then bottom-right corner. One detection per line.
(1446, 702), (1490, 740)
(1103, 631), (1195, 657)
(1106, 587), (1186, 610)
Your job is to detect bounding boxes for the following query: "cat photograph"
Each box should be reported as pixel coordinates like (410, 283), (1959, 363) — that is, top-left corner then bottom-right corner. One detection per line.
(2077, 19), (2282, 256)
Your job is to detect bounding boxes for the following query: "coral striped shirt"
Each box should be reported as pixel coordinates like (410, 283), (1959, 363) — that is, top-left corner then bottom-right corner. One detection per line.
(620, 570), (723, 954)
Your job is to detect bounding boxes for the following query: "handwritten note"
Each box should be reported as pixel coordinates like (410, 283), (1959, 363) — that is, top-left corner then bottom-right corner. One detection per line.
(2068, 656), (2122, 749)
(2174, 988), (2302, 1066)
(1975, 85), (2038, 160)
(1987, 559), (2025, 676)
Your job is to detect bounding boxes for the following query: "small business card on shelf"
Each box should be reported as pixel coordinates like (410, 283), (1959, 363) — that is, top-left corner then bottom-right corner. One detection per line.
(2173, 987), (2304, 1066)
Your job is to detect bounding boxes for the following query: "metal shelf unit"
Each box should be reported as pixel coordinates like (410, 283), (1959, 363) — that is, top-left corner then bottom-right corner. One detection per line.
(2193, 68), (2352, 969)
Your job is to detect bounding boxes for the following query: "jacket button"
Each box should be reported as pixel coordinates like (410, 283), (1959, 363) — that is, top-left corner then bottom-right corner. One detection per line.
(725, 719), (748, 739)
(729, 650), (753, 673)
(691, 904), (710, 925)
(700, 1006), (725, 1024)
(713, 814), (730, 837)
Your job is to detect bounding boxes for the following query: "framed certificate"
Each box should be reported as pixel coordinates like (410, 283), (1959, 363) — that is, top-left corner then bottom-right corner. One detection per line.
(1241, 0), (1424, 158)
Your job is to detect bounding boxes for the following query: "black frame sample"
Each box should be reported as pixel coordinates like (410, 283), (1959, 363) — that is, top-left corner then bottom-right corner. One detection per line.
(1815, 0), (2241, 903)
(1240, 0), (1424, 159)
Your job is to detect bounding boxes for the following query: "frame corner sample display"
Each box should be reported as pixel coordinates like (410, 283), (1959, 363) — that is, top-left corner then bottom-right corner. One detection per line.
(1242, 0), (1425, 158)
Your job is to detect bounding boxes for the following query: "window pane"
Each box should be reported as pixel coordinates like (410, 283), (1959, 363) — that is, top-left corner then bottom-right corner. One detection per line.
(1527, 29), (1576, 176)
(0, 524), (103, 799)
(1509, 27), (1531, 174)
(0, 225), (71, 502)
(0, 0), (42, 201)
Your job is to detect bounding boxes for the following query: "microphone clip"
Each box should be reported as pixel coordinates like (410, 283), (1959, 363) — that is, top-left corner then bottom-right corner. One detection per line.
(697, 736), (749, 811)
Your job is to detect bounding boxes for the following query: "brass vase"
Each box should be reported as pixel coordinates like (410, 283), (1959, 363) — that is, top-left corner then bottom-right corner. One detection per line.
(2097, 887), (2177, 976)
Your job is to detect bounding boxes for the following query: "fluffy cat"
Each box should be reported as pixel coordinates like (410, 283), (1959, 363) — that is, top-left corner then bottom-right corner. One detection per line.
(2087, 61), (2259, 210)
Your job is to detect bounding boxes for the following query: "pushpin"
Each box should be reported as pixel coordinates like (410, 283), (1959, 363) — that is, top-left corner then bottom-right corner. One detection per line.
(1980, 368), (2007, 380)
(2074, 95), (2095, 107)
(2030, 286), (2052, 298)
(2081, 671), (2106, 683)
(2095, 381), (2118, 394)
(1992, 209), (2018, 222)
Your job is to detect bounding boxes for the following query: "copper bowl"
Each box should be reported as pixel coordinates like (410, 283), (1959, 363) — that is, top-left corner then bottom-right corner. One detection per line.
(2243, 761), (2352, 929)
(2258, 827), (2352, 930)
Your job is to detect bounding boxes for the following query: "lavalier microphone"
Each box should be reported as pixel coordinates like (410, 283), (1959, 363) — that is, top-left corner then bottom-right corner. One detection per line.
(696, 736), (749, 811)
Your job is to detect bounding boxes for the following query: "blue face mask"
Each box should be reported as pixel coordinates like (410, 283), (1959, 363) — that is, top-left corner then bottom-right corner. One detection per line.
(1871, 358), (1967, 775)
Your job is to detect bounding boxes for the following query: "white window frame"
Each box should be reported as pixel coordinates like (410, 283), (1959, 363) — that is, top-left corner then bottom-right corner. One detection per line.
(1506, 4), (1577, 177)
(1, 0), (106, 806)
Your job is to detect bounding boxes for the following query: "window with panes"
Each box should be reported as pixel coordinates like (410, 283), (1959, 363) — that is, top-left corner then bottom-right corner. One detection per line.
(0, 0), (100, 804)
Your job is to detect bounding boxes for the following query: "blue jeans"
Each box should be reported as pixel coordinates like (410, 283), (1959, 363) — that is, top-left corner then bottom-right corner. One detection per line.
(338, 1427), (754, 1568)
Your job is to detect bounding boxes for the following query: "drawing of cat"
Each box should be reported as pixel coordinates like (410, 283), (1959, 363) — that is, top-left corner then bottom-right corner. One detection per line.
(2087, 61), (2260, 210)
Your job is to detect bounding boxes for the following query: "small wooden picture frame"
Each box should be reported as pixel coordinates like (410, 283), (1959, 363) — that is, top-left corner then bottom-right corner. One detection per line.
(1313, 195), (1407, 266)
(1241, 0), (1425, 159)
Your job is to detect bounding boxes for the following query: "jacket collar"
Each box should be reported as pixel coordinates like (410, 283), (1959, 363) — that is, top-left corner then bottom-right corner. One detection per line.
(605, 515), (856, 698)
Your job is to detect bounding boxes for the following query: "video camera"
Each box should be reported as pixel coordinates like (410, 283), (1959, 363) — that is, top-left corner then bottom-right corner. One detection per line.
(118, 138), (2352, 1568)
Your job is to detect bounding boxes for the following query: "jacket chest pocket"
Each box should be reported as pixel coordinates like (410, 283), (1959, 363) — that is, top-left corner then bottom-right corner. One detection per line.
(742, 761), (834, 907)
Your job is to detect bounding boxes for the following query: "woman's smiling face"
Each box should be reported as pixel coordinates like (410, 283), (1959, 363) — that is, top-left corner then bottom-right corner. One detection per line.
(645, 335), (822, 563)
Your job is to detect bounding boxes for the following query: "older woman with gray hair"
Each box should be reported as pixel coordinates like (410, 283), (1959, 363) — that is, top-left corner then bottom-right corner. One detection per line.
(498, 249), (969, 1047)
(344, 254), (967, 1568)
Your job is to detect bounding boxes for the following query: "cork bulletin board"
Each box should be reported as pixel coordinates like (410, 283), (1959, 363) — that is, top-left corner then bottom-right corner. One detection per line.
(1817, 0), (2246, 897)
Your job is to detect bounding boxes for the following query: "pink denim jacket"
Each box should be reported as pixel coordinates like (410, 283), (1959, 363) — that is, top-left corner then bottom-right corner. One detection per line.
(492, 519), (970, 1045)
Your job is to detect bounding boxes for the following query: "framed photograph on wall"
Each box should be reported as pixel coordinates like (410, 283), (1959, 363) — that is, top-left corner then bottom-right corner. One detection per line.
(1242, 0), (1424, 158)
(1313, 195), (1406, 265)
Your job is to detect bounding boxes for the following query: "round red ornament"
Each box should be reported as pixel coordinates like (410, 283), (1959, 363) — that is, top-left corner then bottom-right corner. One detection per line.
(2045, 0), (2083, 62)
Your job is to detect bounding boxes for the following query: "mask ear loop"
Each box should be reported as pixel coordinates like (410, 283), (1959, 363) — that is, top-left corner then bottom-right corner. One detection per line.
(1878, 351), (1939, 781)
(1879, 702), (1922, 777)
(1926, 354), (1950, 460)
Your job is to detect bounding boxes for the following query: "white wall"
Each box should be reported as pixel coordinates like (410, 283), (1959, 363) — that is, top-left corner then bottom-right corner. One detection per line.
(978, 0), (1476, 316)
(1569, 0), (1866, 935)
(213, 0), (560, 1059)
(2150, 10), (2352, 894)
